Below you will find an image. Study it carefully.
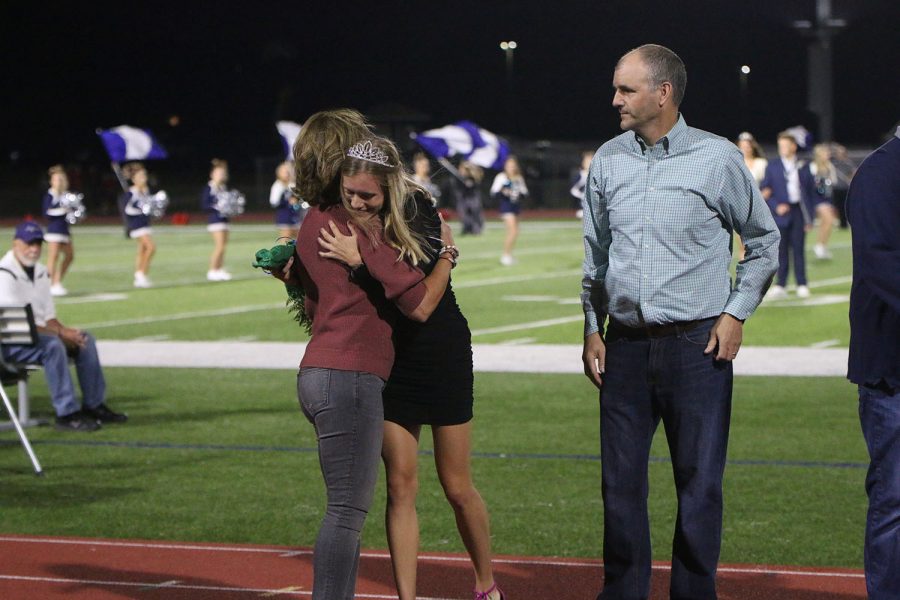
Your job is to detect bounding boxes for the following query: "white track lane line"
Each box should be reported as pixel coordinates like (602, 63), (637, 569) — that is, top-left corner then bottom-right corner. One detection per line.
(0, 537), (864, 579)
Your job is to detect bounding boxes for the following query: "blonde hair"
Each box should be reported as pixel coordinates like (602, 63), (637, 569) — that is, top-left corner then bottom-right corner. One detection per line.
(459, 160), (483, 183)
(48, 164), (66, 178)
(812, 144), (832, 171)
(504, 156), (523, 180)
(340, 137), (429, 266)
(210, 158), (228, 172)
(293, 109), (373, 206)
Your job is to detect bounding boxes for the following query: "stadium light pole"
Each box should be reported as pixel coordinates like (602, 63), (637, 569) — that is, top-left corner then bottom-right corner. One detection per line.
(792, 0), (846, 142)
(500, 40), (518, 132)
(739, 65), (750, 130)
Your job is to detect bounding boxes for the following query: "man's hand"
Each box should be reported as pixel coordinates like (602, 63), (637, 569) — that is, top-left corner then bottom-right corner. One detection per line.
(58, 326), (87, 351)
(775, 203), (790, 216)
(704, 313), (743, 361)
(582, 331), (606, 389)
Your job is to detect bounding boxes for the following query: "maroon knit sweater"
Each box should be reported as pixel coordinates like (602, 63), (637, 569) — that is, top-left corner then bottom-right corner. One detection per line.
(295, 204), (426, 381)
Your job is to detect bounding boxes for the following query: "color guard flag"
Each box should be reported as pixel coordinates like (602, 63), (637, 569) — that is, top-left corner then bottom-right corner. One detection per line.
(785, 125), (813, 150)
(413, 121), (510, 170)
(276, 121), (302, 160)
(97, 125), (168, 162)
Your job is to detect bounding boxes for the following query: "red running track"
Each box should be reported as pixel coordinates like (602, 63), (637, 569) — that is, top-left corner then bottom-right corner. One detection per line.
(0, 535), (865, 599)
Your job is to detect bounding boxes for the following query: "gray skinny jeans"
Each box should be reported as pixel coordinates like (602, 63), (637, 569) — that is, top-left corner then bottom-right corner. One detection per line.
(297, 367), (385, 600)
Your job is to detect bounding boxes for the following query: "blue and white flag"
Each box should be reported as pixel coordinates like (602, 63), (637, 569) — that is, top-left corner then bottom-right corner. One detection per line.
(276, 121), (302, 160)
(413, 121), (509, 170)
(785, 125), (813, 150)
(97, 125), (168, 162)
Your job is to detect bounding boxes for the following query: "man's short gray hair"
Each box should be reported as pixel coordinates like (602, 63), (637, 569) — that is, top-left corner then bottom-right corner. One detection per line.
(620, 44), (687, 106)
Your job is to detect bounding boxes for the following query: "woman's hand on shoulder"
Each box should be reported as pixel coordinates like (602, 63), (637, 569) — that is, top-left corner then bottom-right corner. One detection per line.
(318, 220), (363, 268)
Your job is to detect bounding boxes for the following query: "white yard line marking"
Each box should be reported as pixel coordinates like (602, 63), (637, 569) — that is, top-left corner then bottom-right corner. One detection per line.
(468, 245), (578, 260)
(454, 269), (581, 289)
(470, 315), (584, 337)
(762, 294), (849, 308)
(810, 339), (841, 349)
(502, 295), (561, 302)
(80, 303), (282, 330)
(129, 334), (172, 342)
(807, 276), (852, 288)
(77, 271), (579, 331)
(498, 337), (537, 345)
(55, 293), (129, 305)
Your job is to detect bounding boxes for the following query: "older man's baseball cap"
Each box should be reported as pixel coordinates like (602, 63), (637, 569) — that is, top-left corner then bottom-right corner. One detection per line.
(14, 221), (44, 243)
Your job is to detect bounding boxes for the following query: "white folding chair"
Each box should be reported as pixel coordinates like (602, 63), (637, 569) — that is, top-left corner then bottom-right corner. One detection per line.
(0, 305), (44, 475)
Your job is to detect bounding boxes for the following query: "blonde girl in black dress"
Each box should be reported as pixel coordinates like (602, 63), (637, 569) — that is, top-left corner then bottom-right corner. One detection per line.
(319, 177), (504, 600)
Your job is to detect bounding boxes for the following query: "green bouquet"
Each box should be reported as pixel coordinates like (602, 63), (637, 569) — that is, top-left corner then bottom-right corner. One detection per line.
(252, 241), (311, 334)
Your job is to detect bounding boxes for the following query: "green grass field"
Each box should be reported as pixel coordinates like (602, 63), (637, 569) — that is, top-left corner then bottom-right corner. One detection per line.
(0, 220), (864, 568)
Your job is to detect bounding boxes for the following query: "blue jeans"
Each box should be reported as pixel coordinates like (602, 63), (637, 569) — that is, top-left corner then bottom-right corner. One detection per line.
(1, 332), (105, 417)
(597, 318), (732, 600)
(297, 368), (385, 600)
(858, 383), (900, 600)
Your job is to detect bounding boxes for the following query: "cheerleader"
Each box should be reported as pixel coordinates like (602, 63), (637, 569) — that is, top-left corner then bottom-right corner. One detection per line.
(490, 156), (529, 266)
(119, 163), (157, 288)
(270, 161), (304, 240)
(412, 152), (442, 203)
(201, 159), (233, 281)
(569, 151), (593, 220)
(810, 143), (838, 259)
(42, 165), (75, 296)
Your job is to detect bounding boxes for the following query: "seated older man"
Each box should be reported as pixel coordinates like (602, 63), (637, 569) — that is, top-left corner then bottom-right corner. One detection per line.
(0, 221), (126, 432)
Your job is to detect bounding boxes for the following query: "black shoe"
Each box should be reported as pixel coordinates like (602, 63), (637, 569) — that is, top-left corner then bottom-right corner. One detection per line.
(83, 404), (128, 424)
(55, 411), (102, 432)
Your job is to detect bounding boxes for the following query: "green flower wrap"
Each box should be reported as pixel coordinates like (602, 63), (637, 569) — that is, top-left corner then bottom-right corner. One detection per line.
(252, 242), (311, 334)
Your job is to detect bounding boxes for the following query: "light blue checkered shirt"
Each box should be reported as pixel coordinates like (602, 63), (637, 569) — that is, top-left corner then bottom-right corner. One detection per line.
(581, 115), (780, 336)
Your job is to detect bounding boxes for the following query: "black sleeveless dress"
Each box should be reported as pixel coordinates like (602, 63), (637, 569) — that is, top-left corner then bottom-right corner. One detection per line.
(382, 194), (474, 426)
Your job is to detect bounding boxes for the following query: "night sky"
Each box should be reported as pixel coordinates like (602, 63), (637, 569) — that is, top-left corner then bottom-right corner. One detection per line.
(4, 0), (899, 168)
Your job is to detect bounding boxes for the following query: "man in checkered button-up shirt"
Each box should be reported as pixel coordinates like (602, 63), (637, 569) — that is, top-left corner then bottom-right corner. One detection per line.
(580, 45), (779, 600)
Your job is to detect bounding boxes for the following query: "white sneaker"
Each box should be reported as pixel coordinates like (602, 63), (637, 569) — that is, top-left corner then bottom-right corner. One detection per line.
(500, 254), (516, 267)
(50, 283), (68, 297)
(134, 272), (152, 288)
(797, 285), (811, 298)
(814, 244), (832, 260)
(207, 270), (232, 281)
(765, 285), (788, 300)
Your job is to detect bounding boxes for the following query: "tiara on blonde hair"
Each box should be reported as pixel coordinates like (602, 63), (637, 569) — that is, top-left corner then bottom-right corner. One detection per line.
(347, 141), (396, 167)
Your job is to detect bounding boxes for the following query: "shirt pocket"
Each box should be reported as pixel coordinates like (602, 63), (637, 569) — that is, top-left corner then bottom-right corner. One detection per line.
(665, 186), (720, 246)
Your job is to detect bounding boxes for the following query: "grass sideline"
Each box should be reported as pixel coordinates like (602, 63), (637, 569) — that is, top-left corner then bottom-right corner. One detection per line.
(0, 369), (865, 567)
(0, 220), (863, 568)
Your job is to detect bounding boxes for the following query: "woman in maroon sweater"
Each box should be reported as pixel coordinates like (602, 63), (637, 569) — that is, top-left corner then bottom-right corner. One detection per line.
(276, 117), (455, 600)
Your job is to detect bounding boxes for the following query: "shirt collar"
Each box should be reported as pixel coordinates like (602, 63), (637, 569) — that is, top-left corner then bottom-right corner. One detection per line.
(633, 113), (686, 155)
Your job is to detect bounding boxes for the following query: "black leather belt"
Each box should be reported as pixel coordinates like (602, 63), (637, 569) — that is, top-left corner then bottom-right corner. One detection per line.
(607, 317), (716, 339)
(863, 380), (898, 395)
